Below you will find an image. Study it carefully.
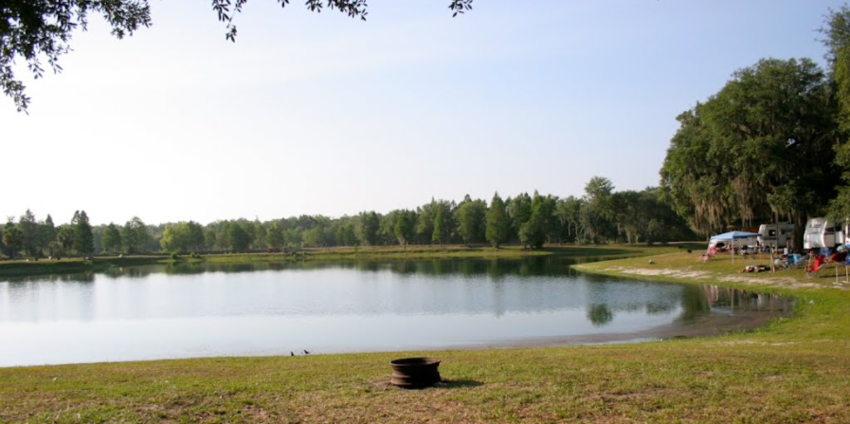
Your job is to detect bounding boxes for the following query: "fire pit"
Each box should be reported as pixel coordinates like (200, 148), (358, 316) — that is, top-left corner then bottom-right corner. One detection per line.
(390, 357), (441, 388)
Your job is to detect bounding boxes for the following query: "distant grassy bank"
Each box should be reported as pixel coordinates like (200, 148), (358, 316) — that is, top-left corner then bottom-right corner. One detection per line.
(0, 243), (696, 278)
(1, 249), (849, 423)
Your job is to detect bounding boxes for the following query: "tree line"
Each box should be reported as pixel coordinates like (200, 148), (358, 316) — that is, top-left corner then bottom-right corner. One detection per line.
(1, 177), (695, 258)
(660, 5), (850, 251)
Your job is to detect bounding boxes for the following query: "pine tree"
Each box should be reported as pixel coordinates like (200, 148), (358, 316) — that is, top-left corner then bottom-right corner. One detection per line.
(486, 192), (508, 248)
(72, 210), (95, 257)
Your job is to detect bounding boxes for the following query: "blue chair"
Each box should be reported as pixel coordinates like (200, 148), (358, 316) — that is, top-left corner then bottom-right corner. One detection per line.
(787, 253), (804, 269)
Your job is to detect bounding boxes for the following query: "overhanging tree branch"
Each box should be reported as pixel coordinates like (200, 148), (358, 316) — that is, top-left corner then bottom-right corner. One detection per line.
(1, 0), (471, 113)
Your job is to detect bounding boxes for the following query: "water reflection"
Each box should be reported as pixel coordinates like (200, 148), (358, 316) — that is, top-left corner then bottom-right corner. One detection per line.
(0, 258), (794, 367)
(587, 304), (614, 327)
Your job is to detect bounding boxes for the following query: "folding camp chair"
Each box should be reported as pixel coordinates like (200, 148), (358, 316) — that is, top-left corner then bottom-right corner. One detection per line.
(780, 253), (803, 270)
(805, 255), (829, 278)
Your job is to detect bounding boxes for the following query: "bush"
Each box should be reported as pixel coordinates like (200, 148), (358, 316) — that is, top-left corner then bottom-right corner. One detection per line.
(170, 252), (179, 260)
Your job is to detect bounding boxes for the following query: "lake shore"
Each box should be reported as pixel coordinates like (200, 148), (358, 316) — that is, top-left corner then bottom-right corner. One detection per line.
(0, 243), (695, 279)
(1, 250), (848, 423)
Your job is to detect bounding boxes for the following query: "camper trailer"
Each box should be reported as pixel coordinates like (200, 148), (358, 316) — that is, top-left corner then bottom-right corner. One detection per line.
(803, 217), (847, 249)
(757, 223), (795, 249)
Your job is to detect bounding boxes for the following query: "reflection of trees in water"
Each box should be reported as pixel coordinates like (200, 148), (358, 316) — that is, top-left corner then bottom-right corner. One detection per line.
(459, 260), (477, 277)
(3, 271), (95, 284)
(64, 260), (791, 321)
(697, 286), (791, 314)
(388, 257), (577, 279)
(57, 272), (94, 283)
(389, 261), (417, 275)
(645, 301), (676, 315)
(587, 304), (614, 327)
(355, 262), (381, 272)
(677, 286), (712, 322)
(95, 256), (626, 280)
(487, 260), (506, 282)
(674, 284), (789, 322)
(163, 264), (206, 275)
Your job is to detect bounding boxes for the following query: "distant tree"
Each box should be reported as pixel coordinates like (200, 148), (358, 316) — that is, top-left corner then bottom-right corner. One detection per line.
(253, 220), (267, 250)
(393, 210), (417, 247)
(101, 223), (122, 253)
(555, 196), (583, 243)
(302, 226), (325, 247)
(160, 225), (183, 253)
(485, 192), (509, 248)
(18, 210), (41, 257)
(240, 220), (257, 250)
(638, 187), (696, 244)
(521, 191), (556, 249)
(56, 225), (74, 256)
(335, 222), (356, 246)
(611, 190), (643, 244)
(455, 195), (486, 245)
(507, 193), (532, 243)
(356, 211), (380, 246)
(416, 201), (436, 244)
(122, 217), (148, 253)
(186, 221), (204, 251)
(378, 211), (399, 246)
(204, 227), (218, 251)
(284, 228), (302, 247)
(71, 210), (94, 257)
(432, 207), (445, 245)
(266, 222), (285, 249)
(2, 220), (23, 259)
(39, 214), (57, 256)
(582, 176), (616, 243)
(160, 221), (204, 253)
(431, 200), (455, 245)
(226, 222), (250, 252)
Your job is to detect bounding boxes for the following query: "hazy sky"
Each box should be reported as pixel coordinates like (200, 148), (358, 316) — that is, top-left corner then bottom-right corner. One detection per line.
(2, 1), (845, 225)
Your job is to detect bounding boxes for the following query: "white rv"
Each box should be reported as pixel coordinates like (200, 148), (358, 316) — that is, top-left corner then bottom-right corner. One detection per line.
(803, 218), (847, 249)
(757, 223), (794, 249)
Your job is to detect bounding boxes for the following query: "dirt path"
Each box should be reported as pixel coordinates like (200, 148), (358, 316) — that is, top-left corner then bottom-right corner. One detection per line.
(596, 265), (846, 290)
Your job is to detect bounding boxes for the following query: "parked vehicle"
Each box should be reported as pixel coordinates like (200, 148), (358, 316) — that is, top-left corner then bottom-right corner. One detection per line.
(803, 217), (847, 249)
(757, 223), (795, 249)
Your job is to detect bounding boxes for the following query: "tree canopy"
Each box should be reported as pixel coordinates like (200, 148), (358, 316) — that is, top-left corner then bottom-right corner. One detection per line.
(1, 177), (696, 260)
(1, 0), (473, 112)
(824, 5), (850, 222)
(660, 57), (840, 248)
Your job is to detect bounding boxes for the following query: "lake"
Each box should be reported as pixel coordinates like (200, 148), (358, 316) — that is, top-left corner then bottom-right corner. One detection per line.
(0, 257), (792, 367)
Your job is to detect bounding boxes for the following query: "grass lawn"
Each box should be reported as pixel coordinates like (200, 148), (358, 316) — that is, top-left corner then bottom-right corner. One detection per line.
(1, 247), (849, 423)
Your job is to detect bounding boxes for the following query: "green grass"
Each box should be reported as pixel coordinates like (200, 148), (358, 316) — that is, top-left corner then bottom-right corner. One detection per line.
(2, 247), (849, 423)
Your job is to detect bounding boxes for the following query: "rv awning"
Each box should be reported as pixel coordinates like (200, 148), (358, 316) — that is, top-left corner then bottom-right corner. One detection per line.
(710, 231), (760, 240)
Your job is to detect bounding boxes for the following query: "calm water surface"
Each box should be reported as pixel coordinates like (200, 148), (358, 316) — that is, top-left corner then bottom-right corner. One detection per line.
(0, 258), (792, 367)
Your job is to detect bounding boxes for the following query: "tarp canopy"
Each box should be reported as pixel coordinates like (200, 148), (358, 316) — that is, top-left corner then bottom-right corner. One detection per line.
(710, 231), (760, 241)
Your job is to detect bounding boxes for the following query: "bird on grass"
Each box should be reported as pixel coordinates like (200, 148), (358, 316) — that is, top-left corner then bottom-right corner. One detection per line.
(303, 350), (310, 355)
(290, 351), (295, 357)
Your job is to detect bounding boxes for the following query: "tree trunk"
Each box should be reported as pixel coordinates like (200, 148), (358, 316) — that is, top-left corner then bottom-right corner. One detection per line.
(793, 214), (806, 253)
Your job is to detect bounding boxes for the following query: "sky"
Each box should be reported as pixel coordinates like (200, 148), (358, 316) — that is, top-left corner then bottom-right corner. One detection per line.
(2, 0), (846, 225)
